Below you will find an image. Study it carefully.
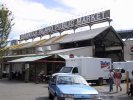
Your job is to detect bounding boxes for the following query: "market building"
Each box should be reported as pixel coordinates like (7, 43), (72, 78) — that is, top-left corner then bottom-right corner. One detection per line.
(118, 30), (133, 61)
(0, 10), (125, 82)
(1, 26), (124, 82)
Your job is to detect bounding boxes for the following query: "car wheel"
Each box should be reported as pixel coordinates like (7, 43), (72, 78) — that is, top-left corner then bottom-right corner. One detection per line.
(98, 78), (103, 86)
(49, 92), (54, 99)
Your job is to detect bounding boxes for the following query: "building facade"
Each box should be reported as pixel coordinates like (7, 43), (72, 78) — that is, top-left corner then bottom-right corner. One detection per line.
(0, 26), (125, 82)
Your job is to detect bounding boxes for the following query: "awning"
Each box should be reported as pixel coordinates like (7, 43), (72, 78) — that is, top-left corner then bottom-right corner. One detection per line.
(57, 54), (79, 59)
(47, 47), (85, 55)
(58, 54), (70, 59)
(8, 55), (50, 63)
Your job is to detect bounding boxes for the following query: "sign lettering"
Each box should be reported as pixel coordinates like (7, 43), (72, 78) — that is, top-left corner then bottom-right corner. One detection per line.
(101, 61), (110, 69)
(20, 10), (110, 40)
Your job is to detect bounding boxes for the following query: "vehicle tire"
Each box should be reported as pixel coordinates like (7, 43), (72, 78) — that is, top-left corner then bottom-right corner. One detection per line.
(98, 78), (103, 86)
(49, 92), (54, 99)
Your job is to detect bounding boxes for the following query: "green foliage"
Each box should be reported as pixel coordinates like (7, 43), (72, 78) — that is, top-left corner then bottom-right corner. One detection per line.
(0, 4), (14, 59)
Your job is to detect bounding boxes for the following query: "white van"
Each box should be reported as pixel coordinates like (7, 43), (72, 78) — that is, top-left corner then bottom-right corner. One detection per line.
(53, 57), (111, 85)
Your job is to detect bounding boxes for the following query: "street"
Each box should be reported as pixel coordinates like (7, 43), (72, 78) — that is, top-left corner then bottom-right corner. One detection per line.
(94, 84), (133, 100)
(0, 78), (132, 100)
(0, 79), (47, 100)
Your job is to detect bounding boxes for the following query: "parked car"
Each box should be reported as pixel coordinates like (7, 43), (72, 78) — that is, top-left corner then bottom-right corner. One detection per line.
(48, 74), (101, 100)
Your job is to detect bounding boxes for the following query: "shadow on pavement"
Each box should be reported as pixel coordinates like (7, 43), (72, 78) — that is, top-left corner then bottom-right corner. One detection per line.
(0, 78), (25, 84)
(101, 96), (133, 100)
(36, 97), (48, 100)
(101, 91), (125, 94)
(0, 78), (41, 85)
(118, 96), (133, 100)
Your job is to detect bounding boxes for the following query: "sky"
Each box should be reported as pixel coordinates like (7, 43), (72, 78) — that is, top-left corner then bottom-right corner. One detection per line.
(1, 0), (133, 41)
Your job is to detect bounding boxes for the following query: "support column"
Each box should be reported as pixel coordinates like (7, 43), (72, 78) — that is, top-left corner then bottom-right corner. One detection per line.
(44, 63), (47, 75)
(0, 63), (2, 79)
(108, 19), (112, 26)
(122, 45), (124, 61)
(88, 23), (93, 30)
(8, 64), (12, 80)
(91, 39), (95, 57)
(25, 64), (29, 83)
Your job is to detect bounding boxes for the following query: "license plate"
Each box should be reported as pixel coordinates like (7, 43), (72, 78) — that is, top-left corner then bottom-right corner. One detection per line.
(65, 98), (74, 100)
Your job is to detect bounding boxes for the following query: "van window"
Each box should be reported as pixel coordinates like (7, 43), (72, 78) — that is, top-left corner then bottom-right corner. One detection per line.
(72, 67), (78, 73)
(59, 67), (73, 73)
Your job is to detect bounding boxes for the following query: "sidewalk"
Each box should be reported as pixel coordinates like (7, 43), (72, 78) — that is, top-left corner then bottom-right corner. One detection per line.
(93, 83), (128, 97)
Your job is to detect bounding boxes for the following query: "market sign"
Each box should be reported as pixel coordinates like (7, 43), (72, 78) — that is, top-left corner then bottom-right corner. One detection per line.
(20, 10), (110, 40)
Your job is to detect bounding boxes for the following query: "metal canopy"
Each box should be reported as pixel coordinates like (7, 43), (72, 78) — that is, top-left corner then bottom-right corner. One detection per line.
(8, 55), (50, 63)
(56, 26), (110, 43)
(117, 30), (133, 40)
(57, 54), (79, 59)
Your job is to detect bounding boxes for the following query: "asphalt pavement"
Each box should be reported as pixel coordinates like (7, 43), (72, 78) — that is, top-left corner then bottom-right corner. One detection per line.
(94, 83), (127, 96)
(0, 78), (48, 100)
(0, 78), (132, 100)
(93, 83), (133, 100)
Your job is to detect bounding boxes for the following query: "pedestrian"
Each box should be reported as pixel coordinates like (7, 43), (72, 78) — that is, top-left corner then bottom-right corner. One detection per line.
(108, 69), (114, 92)
(128, 71), (133, 96)
(115, 69), (122, 92)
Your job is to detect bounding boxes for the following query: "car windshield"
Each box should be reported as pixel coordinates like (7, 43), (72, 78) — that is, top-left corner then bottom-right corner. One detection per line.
(59, 67), (73, 73)
(57, 75), (88, 85)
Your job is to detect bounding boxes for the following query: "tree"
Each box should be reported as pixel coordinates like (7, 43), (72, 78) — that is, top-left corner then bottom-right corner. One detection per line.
(0, 4), (14, 59)
(0, 4), (14, 78)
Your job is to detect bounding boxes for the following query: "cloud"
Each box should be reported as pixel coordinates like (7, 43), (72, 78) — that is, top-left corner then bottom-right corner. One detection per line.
(59, 0), (133, 30)
(1, 0), (133, 40)
(1, 0), (74, 39)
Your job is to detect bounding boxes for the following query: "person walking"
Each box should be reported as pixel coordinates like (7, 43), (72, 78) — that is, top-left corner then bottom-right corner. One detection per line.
(109, 69), (114, 92)
(128, 71), (133, 96)
(115, 69), (122, 92)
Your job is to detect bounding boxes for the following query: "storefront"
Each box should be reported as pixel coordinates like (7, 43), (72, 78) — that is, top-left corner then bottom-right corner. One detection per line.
(7, 55), (65, 82)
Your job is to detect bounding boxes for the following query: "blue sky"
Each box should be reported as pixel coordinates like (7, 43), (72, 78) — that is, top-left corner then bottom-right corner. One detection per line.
(1, 0), (133, 41)
(32, 0), (72, 10)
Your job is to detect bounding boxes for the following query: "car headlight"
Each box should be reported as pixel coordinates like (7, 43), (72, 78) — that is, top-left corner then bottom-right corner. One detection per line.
(61, 94), (74, 98)
(89, 94), (102, 100)
(90, 94), (98, 98)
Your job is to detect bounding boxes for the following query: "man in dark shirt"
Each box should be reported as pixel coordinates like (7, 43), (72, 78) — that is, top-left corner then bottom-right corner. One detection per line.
(128, 71), (133, 96)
